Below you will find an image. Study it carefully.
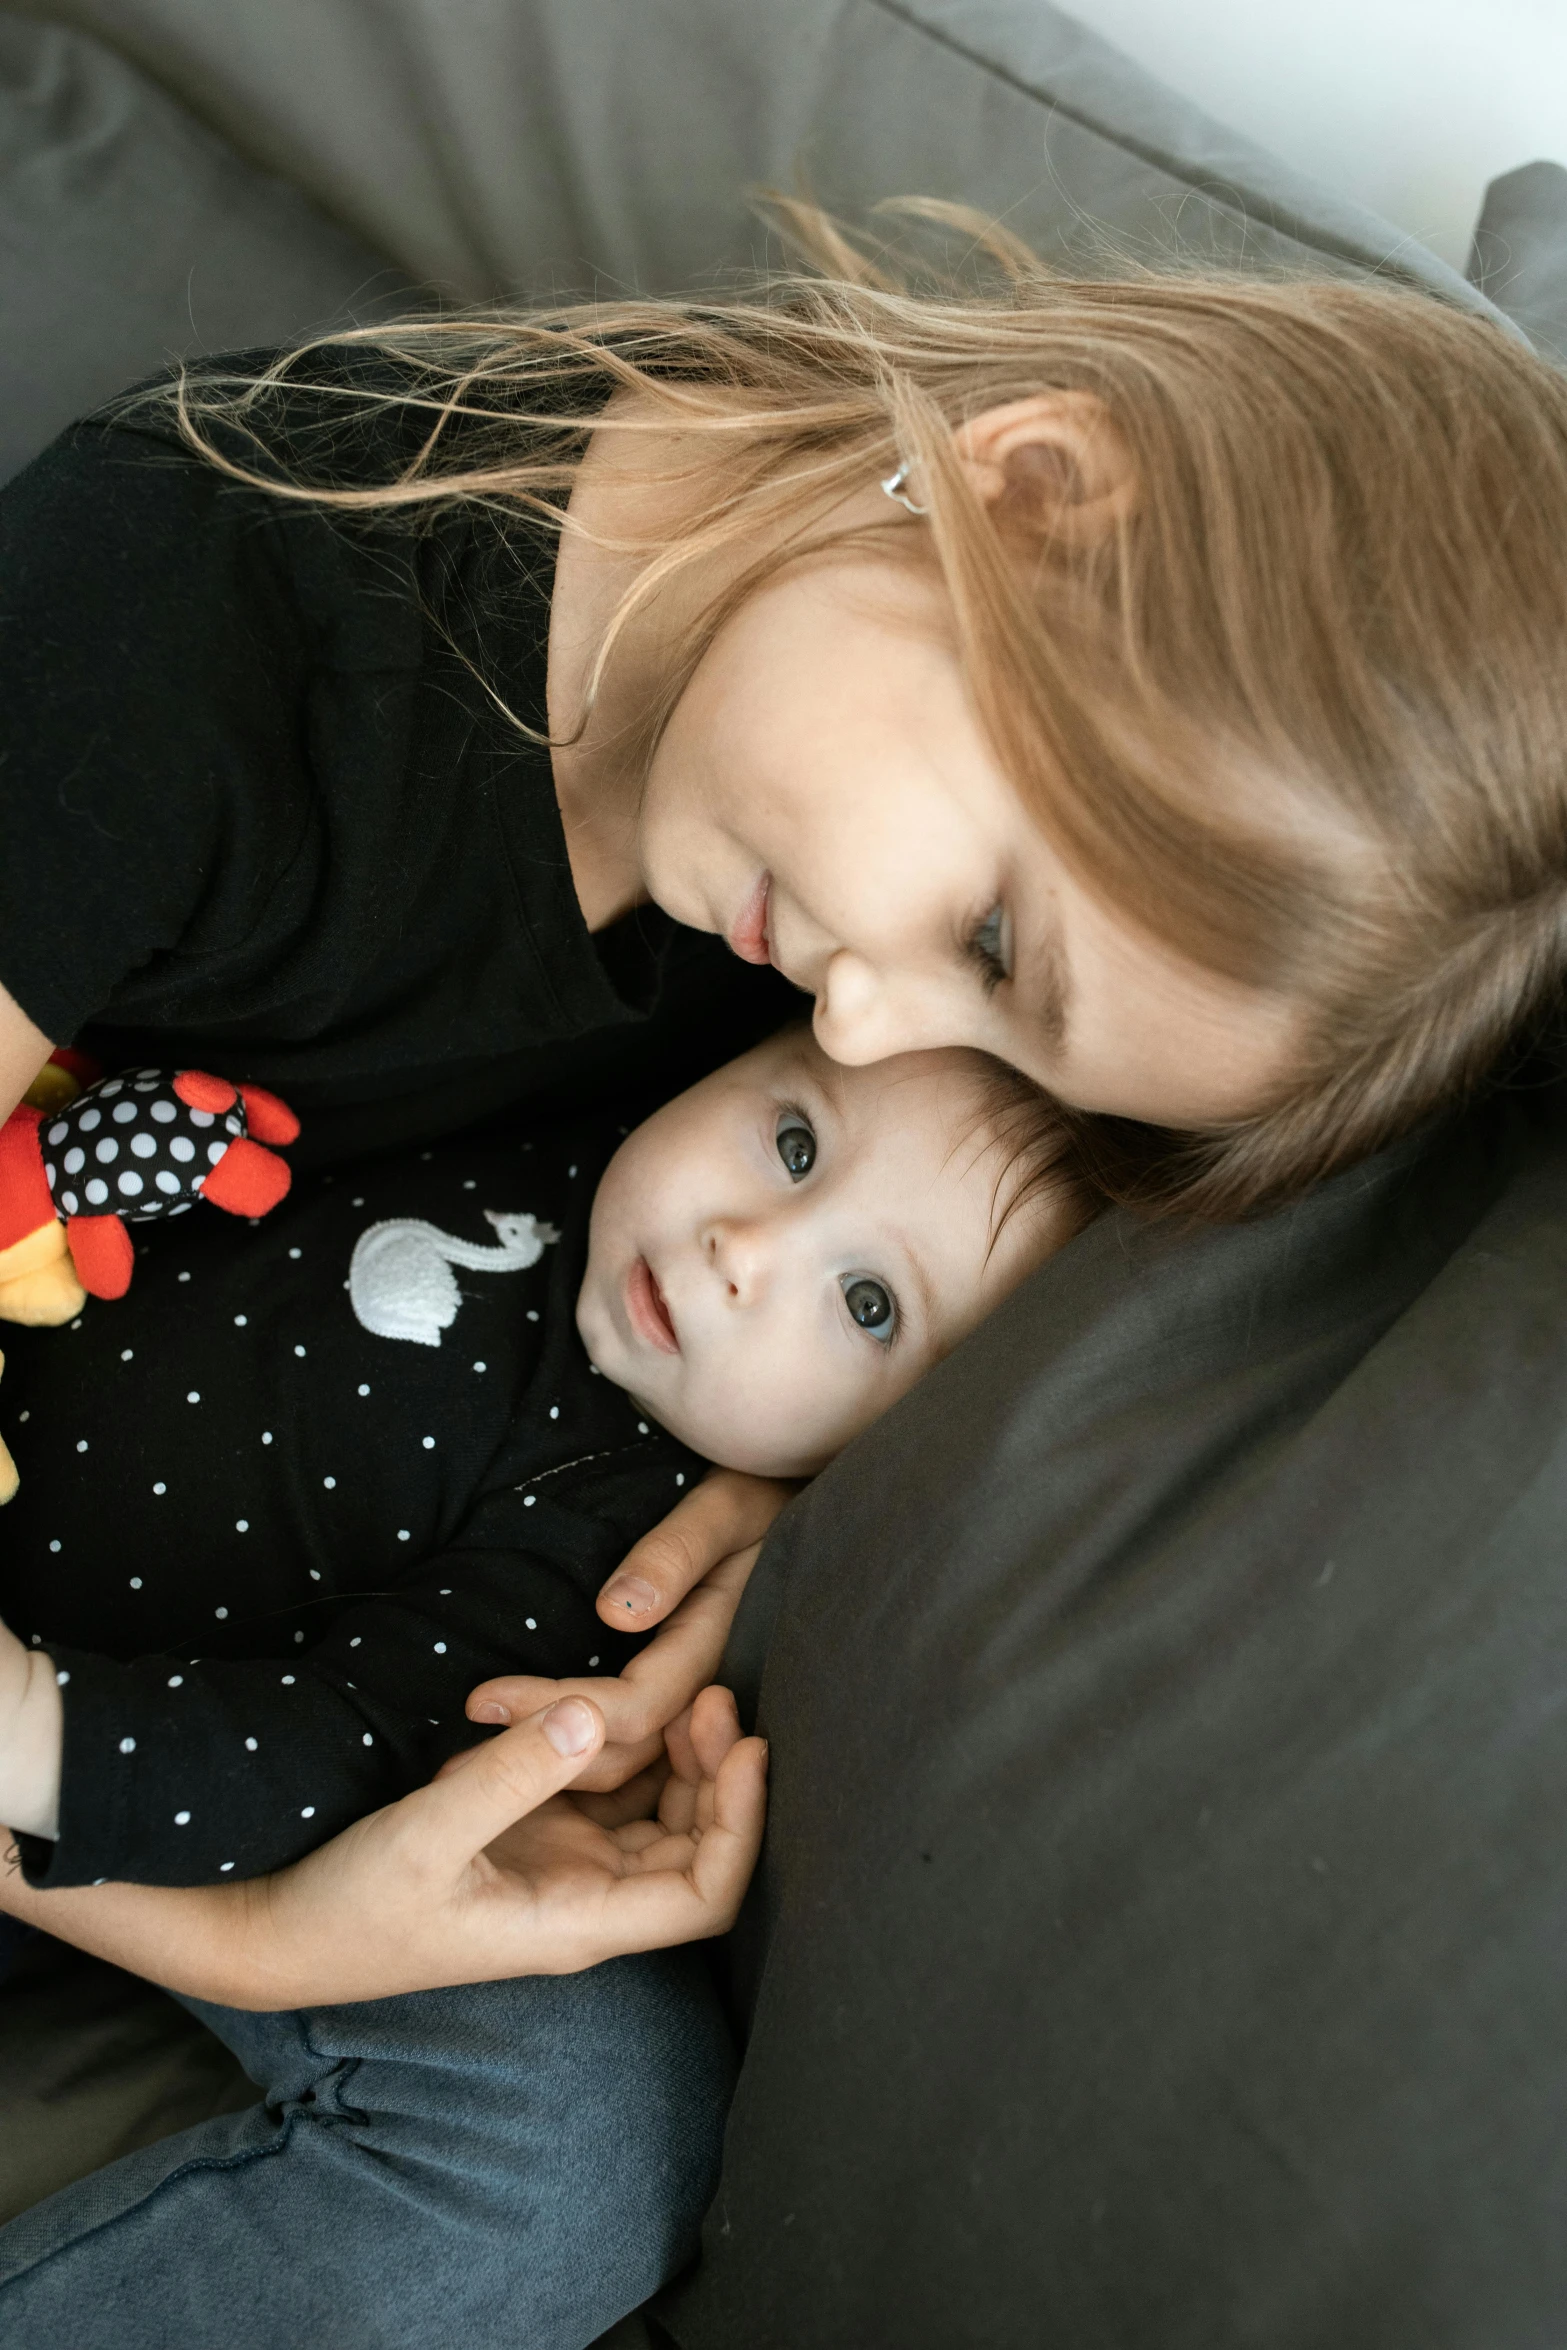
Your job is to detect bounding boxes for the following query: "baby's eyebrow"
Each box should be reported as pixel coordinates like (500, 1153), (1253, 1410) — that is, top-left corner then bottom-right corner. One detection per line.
(885, 1221), (939, 1337)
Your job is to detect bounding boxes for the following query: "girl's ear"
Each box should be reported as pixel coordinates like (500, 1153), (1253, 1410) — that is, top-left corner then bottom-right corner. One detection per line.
(951, 391), (1138, 548)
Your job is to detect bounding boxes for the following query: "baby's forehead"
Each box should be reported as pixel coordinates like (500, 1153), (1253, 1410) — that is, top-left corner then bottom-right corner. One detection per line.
(815, 1041), (1001, 1146)
(815, 1047), (1020, 1220)
(809, 1041), (1065, 1287)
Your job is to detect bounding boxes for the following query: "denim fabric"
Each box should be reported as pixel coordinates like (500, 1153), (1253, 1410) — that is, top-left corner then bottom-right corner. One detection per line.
(0, 1946), (731, 2350)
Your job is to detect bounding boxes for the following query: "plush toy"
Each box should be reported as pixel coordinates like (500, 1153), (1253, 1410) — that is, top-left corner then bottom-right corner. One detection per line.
(0, 1062), (299, 1328)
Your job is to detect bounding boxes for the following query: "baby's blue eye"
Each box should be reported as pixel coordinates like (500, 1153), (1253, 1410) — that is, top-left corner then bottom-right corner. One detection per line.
(843, 1276), (894, 1338)
(776, 1117), (816, 1181)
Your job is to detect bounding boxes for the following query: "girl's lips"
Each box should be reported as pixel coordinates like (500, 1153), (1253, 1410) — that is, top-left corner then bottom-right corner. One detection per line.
(625, 1255), (679, 1354)
(727, 871), (772, 965)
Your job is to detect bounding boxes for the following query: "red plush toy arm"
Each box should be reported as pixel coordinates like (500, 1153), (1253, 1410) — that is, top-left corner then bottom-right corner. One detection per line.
(237, 1085), (300, 1146)
(66, 1214), (135, 1299)
(0, 1105), (57, 1253)
(171, 1071), (238, 1114)
(201, 1139), (292, 1218)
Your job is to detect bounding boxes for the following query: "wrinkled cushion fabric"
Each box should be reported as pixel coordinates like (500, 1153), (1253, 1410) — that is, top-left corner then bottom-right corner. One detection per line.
(669, 1087), (1567, 2347)
(0, 17), (409, 482)
(1469, 157), (1567, 362)
(13, 0), (1502, 314)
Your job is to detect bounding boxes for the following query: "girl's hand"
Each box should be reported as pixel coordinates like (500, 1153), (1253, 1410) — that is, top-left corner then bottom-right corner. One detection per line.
(464, 1469), (794, 1792)
(0, 1690), (767, 2010)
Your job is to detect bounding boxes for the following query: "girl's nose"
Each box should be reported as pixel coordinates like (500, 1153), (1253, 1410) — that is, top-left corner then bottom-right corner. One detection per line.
(813, 949), (950, 1065)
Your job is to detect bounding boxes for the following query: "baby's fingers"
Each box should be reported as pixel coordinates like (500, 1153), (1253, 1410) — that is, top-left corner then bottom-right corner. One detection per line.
(597, 1470), (793, 1629)
(465, 1672), (560, 1729)
(661, 1688), (742, 1834)
(688, 1685), (743, 1779)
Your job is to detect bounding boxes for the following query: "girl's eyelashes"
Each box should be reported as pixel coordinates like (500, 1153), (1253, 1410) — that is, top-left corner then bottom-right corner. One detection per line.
(964, 902), (1011, 994)
(842, 1274), (897, 1344)
(775, 1109), (817, 1181)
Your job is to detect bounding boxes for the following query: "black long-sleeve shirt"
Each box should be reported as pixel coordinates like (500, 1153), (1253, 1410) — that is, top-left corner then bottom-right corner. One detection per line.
(0, 355), (795, 1166)
(1, 1120), (703, 1888)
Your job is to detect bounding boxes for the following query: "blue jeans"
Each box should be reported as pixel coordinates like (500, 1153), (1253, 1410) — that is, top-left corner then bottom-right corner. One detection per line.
(0, 1943), (732, 2350)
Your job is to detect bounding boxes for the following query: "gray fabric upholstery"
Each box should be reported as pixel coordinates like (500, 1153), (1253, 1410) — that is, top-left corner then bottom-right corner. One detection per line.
(0, 1935), (255, 2227)
(1469, 158), (1567, 362)
(12, 0), (1502, 316)
(677, 1087), (1567, 2346)
(0, 15), (410, 482)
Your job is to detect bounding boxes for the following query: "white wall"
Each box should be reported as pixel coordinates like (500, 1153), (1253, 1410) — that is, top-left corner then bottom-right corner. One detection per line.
(1060, 0), (1567, 273)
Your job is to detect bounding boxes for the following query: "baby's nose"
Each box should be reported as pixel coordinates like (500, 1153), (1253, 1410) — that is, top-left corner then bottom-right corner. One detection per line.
(704, 1217), (771, 1301)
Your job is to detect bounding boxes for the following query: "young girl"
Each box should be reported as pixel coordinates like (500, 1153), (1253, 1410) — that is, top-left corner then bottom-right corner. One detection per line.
(5, 208), (1567, 2345)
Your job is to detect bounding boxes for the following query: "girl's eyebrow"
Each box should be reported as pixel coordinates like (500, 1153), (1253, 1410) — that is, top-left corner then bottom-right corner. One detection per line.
(1022, 921), (1072, 1053)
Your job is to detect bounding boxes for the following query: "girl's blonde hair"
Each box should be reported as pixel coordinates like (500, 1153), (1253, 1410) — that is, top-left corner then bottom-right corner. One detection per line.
(150, 204), (1567, 1217)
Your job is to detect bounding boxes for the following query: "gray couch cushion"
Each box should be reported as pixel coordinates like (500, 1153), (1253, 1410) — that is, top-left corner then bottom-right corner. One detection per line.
(667, 1085), (1567, 2346)
(14, 0), (1503, 321)
(0, 15), (409, 483)
(1469, 158), (1567, 362)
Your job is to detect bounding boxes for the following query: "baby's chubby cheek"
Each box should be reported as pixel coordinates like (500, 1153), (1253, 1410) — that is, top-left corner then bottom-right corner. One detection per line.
(656, 1340), (872, 1481)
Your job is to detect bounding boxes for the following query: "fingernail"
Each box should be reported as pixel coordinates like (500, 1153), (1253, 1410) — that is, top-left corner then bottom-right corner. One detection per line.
(468, 1701), (510, 1725)
(601, 1574), (659, 1619)
(543, 1698), (596, 1757)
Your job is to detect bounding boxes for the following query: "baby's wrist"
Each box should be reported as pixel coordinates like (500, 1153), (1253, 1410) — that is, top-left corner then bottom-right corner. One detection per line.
(0, 1621), (63, 1840)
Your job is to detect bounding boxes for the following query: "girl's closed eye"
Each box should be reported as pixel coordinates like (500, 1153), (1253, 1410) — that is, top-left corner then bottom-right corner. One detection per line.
(842, 1274), (897, 1344)
(775, 1109), (816, 1180)
(964, 902), (1011, 994)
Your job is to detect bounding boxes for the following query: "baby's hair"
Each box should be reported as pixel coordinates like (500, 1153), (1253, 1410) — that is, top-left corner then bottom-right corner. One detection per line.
(956, 1052), (1102, 1259)
(135, 200), (1567, 1217)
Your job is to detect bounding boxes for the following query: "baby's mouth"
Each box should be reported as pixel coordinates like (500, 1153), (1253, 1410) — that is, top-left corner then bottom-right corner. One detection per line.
(625, 1255), (680, 1354)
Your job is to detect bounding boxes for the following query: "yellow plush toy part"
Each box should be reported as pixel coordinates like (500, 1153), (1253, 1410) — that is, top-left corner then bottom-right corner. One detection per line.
(0, 1354), (18, 1504)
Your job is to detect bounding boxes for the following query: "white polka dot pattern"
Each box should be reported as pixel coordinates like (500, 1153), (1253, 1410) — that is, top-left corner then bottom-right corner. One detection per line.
(18, 1126), (706, 1888)
(42, 1070), (259, 1226)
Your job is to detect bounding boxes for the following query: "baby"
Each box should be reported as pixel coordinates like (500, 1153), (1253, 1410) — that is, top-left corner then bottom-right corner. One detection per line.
(0, 1026), (1092, 1889)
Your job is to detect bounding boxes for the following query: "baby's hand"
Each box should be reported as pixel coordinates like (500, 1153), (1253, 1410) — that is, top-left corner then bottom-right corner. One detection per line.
(466, 1470), (794, 1792)
(467, 1536), (765, 1791)
(0, 1613), (62, 1839)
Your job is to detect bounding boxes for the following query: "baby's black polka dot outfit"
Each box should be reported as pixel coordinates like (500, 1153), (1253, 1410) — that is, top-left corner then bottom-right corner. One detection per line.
(2, 1122), (702, 1888)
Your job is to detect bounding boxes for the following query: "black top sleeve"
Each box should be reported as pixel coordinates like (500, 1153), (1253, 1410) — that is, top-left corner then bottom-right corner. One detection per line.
(0, 421), (313, 1044)
(0, 365), (802, 1161)
(30, 1437), (699, 1887)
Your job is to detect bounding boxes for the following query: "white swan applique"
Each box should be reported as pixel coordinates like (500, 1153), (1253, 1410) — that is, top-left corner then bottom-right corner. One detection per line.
(349, 1210), (560, 1347)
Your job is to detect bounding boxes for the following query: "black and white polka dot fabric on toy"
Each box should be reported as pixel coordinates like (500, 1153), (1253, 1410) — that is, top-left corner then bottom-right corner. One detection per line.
(37, 1069), (299, 1299)
(45, 1072), (242, 1221)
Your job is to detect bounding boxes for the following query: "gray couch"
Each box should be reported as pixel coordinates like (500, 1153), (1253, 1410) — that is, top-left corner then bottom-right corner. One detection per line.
(8, 0), (1564, 484)
(4, 7), (1567, 2344)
